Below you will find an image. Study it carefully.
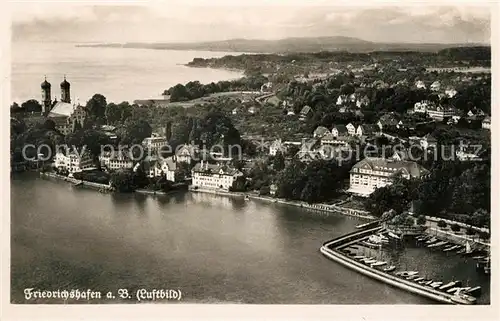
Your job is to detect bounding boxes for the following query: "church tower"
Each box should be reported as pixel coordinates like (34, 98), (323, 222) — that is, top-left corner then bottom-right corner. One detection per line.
(60, 75), (71, 103)
(41, 76), (52, 114)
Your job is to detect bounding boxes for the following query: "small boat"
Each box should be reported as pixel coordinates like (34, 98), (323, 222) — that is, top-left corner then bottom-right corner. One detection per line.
(383, 265), (396, 272)
(443, 245), (460, 252)
(447, 287), (460, 294)
(244, 195), (250, 201)
(465, 286), (482, 297)
(361, 241), (381, 249)
(428, 241), (448, 248)
(424, 280), (434, 285)
(396, 271), (418, 277)
(353, 255), (365, 259)
(364, 259), (378, 264)
(413, 277), (425, 282)
(451, 293), (477, 305)
(430, 282), (443, 288)
(370, 261), (387, 267)
(356, 221), (378, 229)
(440, 281), (459, 290)
(361, 257), (375, 263)
(406, 275), (419, 280)
(348, 246), (360, 250)
(425, 237), (438, 244)
(388, 231), (400, 240)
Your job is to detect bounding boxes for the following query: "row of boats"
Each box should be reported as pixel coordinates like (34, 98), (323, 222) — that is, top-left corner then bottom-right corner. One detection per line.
(340, 246), (481, 304)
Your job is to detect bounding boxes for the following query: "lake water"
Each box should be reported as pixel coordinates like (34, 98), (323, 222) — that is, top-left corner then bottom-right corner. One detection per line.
(10, 42), (243, 104)
(10, 174), (490, 304)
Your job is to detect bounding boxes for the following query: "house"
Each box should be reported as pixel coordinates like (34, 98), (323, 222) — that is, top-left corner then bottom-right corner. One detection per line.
(286, 109), (295, 116)
(430, 81), (441, 91)
(269, 184), (278, 196)
(248, 106), (259, 114)
(232, 108), (239, 115)
(356, 124), (379, 137)
(142, 134), (168, 152)
(99, 150), (134, 171)
(415, 80), (426, 89)
(313, 126), (330, 138)
(390, 149), (409, 161)
(156, 156), (177, 182)
(299, 105), (312, 120)
(331, 124), (348, 137)
(420, 134), (438, 149)
(482, 116), (491, 130)
(347, 157), (429, 196)
(54, 149), (94, 174)
(445, 87), (458, 98)
(338, 106), (348, 113)
(336, 95), (347, 106)
(346, 123), (357, 136)
(377, 113), (400, 130)
(356, 95), (370, 108)
(176, 144), (198, 164)
(191, 160), (243, 190)
(134, 156), (160, 178)
(321, 133), (351, 148)
(414, 100), (432, 113)
(269, 139), (301, 156)
(260, 81), (273, 93)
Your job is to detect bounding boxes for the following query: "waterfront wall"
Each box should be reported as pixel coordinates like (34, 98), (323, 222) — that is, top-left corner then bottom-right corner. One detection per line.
(189, 187), (376, 219)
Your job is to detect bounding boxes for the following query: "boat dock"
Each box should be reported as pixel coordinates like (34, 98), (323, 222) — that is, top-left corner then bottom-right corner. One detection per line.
(320, 227), (479, 305)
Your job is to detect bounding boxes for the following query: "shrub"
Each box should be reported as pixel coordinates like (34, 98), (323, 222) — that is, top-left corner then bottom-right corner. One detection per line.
(259, 185), (271, 196)
(450, 223), (461, 232)
(437, 220), (447, 228)
(416, 215), (426, 225)
(465, 227), (475, 236)
(478, 231), (489, 240)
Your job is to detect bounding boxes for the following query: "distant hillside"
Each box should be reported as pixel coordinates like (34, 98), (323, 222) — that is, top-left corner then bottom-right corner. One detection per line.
(76, 36), (489, 53)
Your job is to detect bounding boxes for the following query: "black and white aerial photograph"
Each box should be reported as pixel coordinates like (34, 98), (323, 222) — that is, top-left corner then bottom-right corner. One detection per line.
(4, 0), (497, 319)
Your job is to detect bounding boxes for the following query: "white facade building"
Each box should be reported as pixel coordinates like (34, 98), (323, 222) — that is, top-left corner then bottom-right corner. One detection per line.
(54, 151), (94, 174)
(142, 134), (168, 152)
(191, 161), (243, 190)
(347, 156), (428, 196)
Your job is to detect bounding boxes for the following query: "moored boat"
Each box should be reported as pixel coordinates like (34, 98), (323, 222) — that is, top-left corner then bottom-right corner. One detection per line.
(428, 241), (448, 248)
(383, 265), (396, 272)
(465, 286), (482, 297)
(370, 261), (387, 267)
(443, 245), (460, 252)
(388, 231), (400, 240)
(451, 293), (477, 305)
(361, 241), (381, 249)
(440, 281), (459, 290)
(430, 282), (443, 288)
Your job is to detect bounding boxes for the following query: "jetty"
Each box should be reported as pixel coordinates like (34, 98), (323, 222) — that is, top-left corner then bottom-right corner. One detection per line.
(320, 227), (478, 305)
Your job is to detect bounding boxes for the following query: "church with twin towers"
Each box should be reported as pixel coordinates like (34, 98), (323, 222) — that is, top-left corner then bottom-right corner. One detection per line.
(41, 76), (87, 136)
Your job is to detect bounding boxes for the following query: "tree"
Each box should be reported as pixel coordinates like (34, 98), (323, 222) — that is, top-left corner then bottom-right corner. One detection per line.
(86, 94), (107, 121)
(21, 99), (42, 113)
(229, 176), (247, 192)
(416, 215), (426, 225)
(450, 223), (461, 232)
(110, 170), (136, 192)
(259, 185), (271, 196)
(272, 152), (286, 171)
(105, 103), (123, 125)
(437, 220), (447, 228)
(119, 119), (153, 145)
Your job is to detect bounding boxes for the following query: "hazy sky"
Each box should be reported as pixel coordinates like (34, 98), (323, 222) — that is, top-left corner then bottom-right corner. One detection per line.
(11, 2), (491, 43)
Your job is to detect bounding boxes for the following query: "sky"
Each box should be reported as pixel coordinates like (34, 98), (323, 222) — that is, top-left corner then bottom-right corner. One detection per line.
(10, 2), (492, 44)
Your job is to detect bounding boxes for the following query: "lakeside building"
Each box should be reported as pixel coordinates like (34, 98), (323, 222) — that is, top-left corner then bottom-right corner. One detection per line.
(175, 144), (198, 164)
(54, 150), (94, 174)
(191, 160), (243, 190)
(347, 155), (429, 196)
(156, 156), (177, 182)
(482, 116), (491, 130)
(99, 150), (134, 171)
(142, 134), (168, 153)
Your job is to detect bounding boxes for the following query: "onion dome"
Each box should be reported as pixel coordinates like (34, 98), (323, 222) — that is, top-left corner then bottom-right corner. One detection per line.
(41, 77), (51, 89)
(60, 76), (70, 89)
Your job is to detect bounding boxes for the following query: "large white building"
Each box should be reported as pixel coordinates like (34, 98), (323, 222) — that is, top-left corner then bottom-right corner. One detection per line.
(347, 156), (428, 196)
(142, 134), (168, 152)
(191, 161), (243, 190)
(482, 116), (491, 130)
(54, 150), (94, 174)
(99, 150), (134, 171)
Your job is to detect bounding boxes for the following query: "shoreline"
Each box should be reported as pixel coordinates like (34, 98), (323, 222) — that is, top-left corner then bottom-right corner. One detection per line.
(189, 187), (376, 220)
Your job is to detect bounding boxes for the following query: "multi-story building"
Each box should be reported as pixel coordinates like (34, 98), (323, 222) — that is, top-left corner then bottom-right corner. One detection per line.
(269, 139), (302, 156)
(156, 156), (177, 182)
(99, 150), (134, 171)
(347, 156), (428, 196)
(54, 150), (94, 174)
(191, 160), (243, 190)
(175, 144), (198, 164)
(346, 123), (357, 136)
(142, 134), (168, 152)
(331, 125), (348, 137)
(426, 106), (456, 121)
